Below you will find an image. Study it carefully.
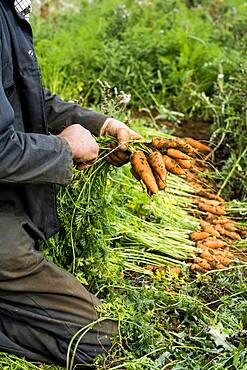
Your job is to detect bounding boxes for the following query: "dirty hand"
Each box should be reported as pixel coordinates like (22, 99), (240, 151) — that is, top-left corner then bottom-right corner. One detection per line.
(100, 118), (143, 166)
(58, 124), (99, 169)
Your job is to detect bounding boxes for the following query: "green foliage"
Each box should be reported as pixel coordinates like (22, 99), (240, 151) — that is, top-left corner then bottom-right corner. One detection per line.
(210, 62), (247, 200)
(32, 0), (247, 199)
(95, 268), (247, 369)
(33, 0), (243, 117)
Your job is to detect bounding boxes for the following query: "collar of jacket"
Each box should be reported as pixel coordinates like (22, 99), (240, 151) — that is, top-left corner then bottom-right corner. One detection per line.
(5, 0), (28, 20)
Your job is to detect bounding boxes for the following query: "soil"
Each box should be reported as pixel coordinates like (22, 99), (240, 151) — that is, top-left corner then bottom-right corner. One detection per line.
(132, 108), (211, 141)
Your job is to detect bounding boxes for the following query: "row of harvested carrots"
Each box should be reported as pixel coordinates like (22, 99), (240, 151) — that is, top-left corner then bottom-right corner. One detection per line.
(133, 135), (246, 273)
(190, 217), (246, 271)
(130, 136), (212, 194)
(188, 171), (246, 271)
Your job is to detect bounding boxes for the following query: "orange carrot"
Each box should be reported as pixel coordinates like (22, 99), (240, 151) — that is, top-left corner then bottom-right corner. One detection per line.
(215, 263), (225, 269)
(185, 137), (212, 153)
(223, 223), (238, 232)
(163, 155), (185, 176)
(167, 148), (190, 160)
(130, 151), (158, 195)
(176, 158), (192, 169)
(195, 257), (211, 270)
(197, 202), (226, 216)
(200, 239), (227, 249)
(215, 256), (231, 266)
(196, 190), (225, 203)
(206, 212), (218, 222)
(151, 137), (170, 149)
(198, 199), (222, 206)
(214, 224), (227, 235)
(214, 225), (241, 240)
(200, 221), (221, 238)
(212, 218), (232, 225)
(190, 263), (205, 272)
(152, 137), (195, 155)
(201, 250), (215, 263)
(223, 230), (241, 240)
(173, 138), (195, 155)
(191, 231), (211, 241)
(148, 152), (167, 182)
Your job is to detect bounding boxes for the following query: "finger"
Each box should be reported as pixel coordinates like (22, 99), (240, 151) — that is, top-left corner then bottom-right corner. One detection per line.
(106, 156), (122, 167)
(107, 152), (129, 166)
(129, 130), (144, 141)
(75, 158), (96, 170)
(117, 128), (130, 151)
(109, 148), (130, 162)
(107, 151), (129, 165)
(77, 163), (92, 170)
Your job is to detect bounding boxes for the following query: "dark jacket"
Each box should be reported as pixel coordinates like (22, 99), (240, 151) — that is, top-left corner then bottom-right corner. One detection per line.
(0, 0), (108, 239)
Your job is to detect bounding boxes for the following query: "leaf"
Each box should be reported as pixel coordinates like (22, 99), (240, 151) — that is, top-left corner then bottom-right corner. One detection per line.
(207, 324), (234, 350)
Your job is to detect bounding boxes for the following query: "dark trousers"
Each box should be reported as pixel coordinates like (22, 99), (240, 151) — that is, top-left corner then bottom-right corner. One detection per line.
(0, 212), (116, 367)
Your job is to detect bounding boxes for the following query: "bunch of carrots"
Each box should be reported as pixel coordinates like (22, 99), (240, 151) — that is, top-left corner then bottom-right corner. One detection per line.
(130, 136), (211, 195)
(128, 135), (246, 272)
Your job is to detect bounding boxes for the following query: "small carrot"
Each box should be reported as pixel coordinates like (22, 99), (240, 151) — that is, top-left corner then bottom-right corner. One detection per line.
(197, 202), (226, 216)
(173, 138), (195, 155)
(176, 158), (192, 169)
(195, 257), (211, 270)
(163, 155), (185, 176)
(185, 137), (212, 153)
(212, 218), (232, 225)
(190, 263), (205, 272)
(190, 231), (211, 241)
(214, 224), (227, 235)
(151, 137), (170, 149)
(130, 151), (158, 195)
(197, 190), (225, 203)
(200, 221), (221, 238)
(214, 225), (241, 240)
(223, 230), (241, 240)
(167, 148), (190, 160)
(215, 256), (231, 266)
(152, 137), (195, 155)
(198, 199), (222, 206)
(200, 239), (227, 249)
(201, 250), (215, 263)
(223, 223), (238, 232)
(206, 213), (218, 222)
(215, 263), (225, 269)
(148, 151), (167, 182)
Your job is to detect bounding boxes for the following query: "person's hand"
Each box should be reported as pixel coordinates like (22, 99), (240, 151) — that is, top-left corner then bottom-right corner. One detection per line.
(100, 118), (144, 166)
(58, 124), (99, 169)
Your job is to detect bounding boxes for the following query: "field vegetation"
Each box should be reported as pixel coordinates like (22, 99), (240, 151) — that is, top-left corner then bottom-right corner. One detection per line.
(1, 0), (246, 369)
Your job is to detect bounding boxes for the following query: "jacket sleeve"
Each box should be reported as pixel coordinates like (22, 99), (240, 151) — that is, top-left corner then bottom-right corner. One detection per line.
(44, 88), (108, 136)
(0, 61), (73, 185)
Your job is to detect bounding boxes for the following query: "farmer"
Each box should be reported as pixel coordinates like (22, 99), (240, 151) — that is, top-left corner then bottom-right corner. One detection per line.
(0, 0), (142, 366)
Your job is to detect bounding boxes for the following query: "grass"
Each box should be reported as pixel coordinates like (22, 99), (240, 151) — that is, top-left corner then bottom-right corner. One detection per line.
(32, 0), (247, 199)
